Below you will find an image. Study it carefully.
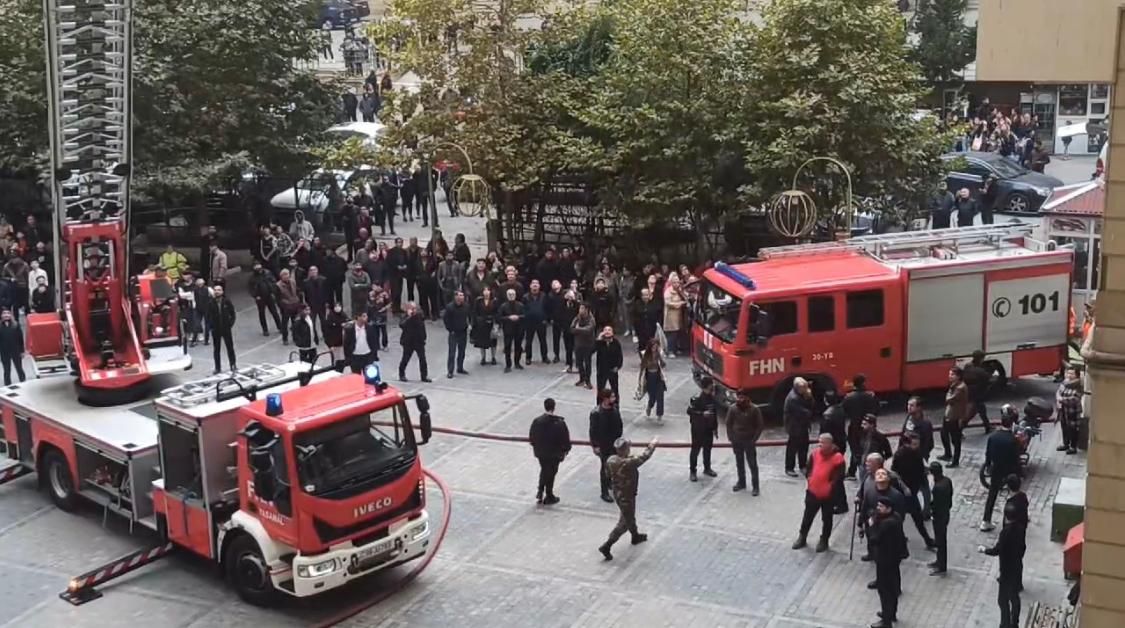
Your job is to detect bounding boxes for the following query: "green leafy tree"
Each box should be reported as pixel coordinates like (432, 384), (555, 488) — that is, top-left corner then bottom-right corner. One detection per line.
(0, 0), (48, 173)
(912, 0), (977, 87)
(741, 0), (953, 225)
(0, 0), (338, 203)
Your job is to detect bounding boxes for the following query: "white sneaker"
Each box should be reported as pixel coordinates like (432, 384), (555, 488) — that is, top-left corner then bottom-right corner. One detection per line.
(631, 335), (638, 343)
(979, 521), (995, 532)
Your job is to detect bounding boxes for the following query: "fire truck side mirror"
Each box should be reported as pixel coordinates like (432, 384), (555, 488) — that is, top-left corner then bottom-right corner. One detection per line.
(419, 411), (433, 445)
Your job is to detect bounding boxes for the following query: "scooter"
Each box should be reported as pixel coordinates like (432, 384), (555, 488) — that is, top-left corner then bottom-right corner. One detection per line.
(1008, 397), (1052, 467)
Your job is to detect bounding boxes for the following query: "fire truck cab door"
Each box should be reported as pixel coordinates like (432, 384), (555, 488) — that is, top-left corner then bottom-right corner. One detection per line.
(157, 417), (214, 558)
(837, 286), (900, 391)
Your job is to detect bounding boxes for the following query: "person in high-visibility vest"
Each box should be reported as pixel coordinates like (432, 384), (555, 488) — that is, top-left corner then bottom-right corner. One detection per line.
(158, 244), (188, 282)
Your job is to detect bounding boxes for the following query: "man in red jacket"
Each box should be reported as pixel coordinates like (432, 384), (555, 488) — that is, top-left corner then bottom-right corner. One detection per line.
(792, 433), (846, 553)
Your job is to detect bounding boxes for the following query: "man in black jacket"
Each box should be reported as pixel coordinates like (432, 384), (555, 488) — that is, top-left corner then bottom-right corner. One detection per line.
(547, 281), (575, 368)
(890, 433), (937, 549)
(589, 389), (623, 503)
(498, 288), (525, 372)
(387, 237), (409, 313)
(292, 304), (316, 363)
(980, 503), (1026, 628)
(343, 311), (379, 374)
(523, 280), (550, 364)
(322, 248), (348, 307)
(784, 378), (815, 477)
(443, 290), (470, 378)
(869, 496), (906, 628)
(206, 284), (237, 374)
(529, 397), (571, 505)
(979, 412), (1020, 531)
(0, 309), (26, 385)
(858, 415), (894, 485)
(899, 396), (935, 461)
(928, 461), (953, 576)
(688, 376), (720, 482)
(304, 265), (329, 344)
(844, 374), (880, 478)
(632, 288), (660, 352)
(249, 263), (282, 336)
(593, 325), (623, 400)
(398, 301), (430, 382)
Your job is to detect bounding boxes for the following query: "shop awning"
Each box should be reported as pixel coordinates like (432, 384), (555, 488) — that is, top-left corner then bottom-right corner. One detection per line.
(1042, 179), (1105, 217)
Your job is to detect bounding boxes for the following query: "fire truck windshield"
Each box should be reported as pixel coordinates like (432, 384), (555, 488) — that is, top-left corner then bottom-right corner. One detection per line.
(697, 281), (741, 343)
(294, 408), (416, 497)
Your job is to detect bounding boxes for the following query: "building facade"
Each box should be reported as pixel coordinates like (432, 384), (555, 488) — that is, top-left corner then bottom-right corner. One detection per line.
(971, 0), (1117, 155)
(1081, 7), (1125, 627)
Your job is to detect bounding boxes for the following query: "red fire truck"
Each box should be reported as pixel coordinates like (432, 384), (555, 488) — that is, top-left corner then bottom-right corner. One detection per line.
(0, 361), (433, 604)
(692, 225), (1073, 412)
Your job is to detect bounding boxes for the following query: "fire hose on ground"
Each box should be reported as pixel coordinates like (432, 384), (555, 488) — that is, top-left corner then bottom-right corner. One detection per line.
(319, 413), (1057, 626)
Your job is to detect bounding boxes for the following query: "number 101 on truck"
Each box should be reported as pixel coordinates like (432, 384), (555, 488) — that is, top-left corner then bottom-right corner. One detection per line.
(691, 225), (1073, 413)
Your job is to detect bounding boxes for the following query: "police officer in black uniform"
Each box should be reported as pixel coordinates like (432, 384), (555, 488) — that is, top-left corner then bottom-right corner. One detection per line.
(688, 377), (719, 482)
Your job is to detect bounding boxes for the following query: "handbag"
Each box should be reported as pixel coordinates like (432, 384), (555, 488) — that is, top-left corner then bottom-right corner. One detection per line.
(633, 369), (646, 401)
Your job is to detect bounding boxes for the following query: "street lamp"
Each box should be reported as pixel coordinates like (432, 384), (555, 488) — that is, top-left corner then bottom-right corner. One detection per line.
(786, 156), (855, 239)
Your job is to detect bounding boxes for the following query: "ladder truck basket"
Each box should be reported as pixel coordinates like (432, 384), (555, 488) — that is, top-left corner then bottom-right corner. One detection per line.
(59, 541), (176, 606)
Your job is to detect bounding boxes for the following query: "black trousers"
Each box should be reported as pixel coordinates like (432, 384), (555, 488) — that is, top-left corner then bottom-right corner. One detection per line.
(390, 275), (404, 312)
(537, 457), (560, 497)
(416, 195), (430, 226)
(308, 304), (326, 343)
(1061, 418), (1081, 450)
(400, 345), (428, 379)
(405, 277), (417, 302)
(596, 369), (619, 398)
(967, 398), (992, 431)
(905, 489), (935, 544)
(876, 562), (901, 622)
(932, 515), (949, 570)
(552, 326), (574, 365)
(447, 331), (467, 374)
(597, 449), (612, 496)
(401, 189), (415, 219)
(349, 352), (374, 374)
(998, 577), (1021, 628)
(256, 299), (281, 334)
(418, 284), (439, 318)
(575, 347), (592, 383)
(799, 490), (833, 541)
(732, 443), (759, 489)
(211, 330), (235, 371)
(524, 322), (548, 362)
(503, 332), (523, 368)
(689, 428), (714, 472)
(941, 423), (963, 465)
(280, 307), (298, 342)
(1, 352), (26, 386)
(785, 433), (809, 472)
(982, 474), (1004, 524)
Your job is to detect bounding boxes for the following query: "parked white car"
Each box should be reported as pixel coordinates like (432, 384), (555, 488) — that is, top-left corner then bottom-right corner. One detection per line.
(270, 122), (386, 213)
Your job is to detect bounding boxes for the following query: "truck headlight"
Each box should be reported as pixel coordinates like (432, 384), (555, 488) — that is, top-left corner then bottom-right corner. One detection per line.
(411, 520), (429, 541)
(297, 558), (338, 578)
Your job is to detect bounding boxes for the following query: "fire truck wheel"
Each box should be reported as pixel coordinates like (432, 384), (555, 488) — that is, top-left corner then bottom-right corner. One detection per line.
(984, 360), (1008, 395)
(41, 448), (78, 511)
(224, 534), (279, 606)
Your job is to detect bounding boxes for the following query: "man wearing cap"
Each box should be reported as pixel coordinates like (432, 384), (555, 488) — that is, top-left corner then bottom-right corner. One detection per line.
(868, 495), (906, 628)
(598, 435), (659, 561)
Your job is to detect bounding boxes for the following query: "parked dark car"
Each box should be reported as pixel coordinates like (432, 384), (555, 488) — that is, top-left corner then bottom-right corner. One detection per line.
(319, 0), (358, 29)
(941, 151), (1064, 214)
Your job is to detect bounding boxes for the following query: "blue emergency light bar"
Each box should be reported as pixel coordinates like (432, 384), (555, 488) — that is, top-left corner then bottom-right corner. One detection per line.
(713, 262), (756, 290)
(363, 363), (383, 386)
(265, 393), (283, 416)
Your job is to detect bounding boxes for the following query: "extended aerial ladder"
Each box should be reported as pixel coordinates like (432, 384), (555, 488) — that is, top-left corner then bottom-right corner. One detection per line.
(27, 0), (189, 402)
(758, 223), (1047, 261)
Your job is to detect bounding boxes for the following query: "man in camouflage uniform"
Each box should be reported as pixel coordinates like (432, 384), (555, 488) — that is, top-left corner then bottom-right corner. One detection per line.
(598, 436), (659, 561)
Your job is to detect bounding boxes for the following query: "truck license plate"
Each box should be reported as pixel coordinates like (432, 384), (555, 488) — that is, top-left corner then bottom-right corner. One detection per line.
(350, 538), (397, 571)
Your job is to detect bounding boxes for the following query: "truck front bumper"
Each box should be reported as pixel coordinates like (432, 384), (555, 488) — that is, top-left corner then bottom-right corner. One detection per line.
(285, 511), (431, 597)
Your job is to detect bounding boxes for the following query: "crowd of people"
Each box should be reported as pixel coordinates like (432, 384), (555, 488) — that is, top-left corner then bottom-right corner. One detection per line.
(0, 214), (53, 386)
(522, 360), (1070, 628)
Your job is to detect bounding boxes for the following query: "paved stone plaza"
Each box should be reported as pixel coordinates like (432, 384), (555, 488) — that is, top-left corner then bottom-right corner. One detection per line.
(0, 277), (1082, 628)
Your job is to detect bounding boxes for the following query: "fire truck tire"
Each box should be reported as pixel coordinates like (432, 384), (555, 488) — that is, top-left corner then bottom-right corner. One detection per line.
(224, 533), (279, 606)
(984, 360), (1008, 395)
(40, 448), (78, 511)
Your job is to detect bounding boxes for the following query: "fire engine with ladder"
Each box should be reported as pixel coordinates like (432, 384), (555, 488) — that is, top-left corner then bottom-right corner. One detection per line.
(27, 0), (191, 401)
(692, 224), (1074, 412)
(0, 361), (434, 604)
(0, 0), (435, 607)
